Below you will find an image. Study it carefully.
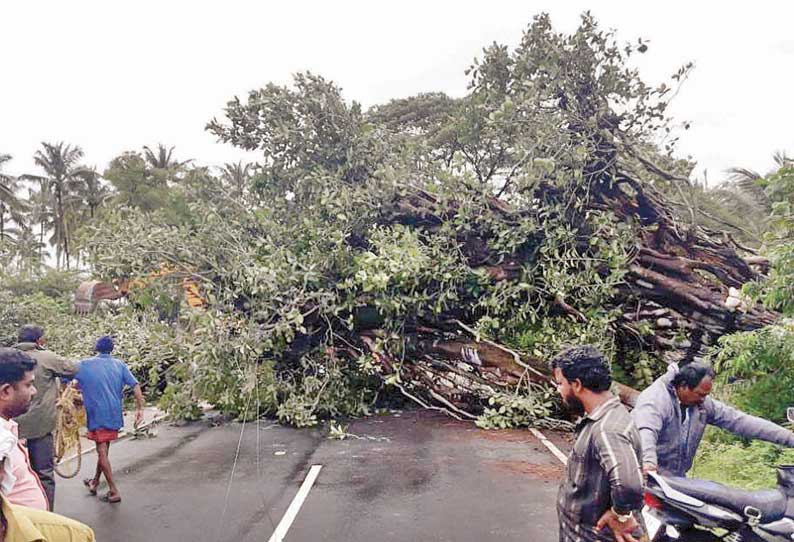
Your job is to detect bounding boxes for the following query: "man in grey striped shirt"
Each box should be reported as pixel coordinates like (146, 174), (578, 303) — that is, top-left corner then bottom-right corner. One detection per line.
(551, 346), (644, 542)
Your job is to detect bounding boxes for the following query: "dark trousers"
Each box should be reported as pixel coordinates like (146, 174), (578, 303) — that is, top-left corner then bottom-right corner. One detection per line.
(27, 433), (54, 511)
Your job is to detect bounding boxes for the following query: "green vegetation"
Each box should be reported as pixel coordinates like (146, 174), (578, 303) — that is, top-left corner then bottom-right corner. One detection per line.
(692, 428), (794, 490)
(0, 12), (792, 469)
(694, 159), (794, 488)
(710, 323), (794, 423)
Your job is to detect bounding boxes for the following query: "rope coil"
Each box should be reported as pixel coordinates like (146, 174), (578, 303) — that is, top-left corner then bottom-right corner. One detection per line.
(53, 385), (85, 479)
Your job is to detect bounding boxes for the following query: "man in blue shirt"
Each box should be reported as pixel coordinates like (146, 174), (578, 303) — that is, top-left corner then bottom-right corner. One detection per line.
(75, 336), (143, 504)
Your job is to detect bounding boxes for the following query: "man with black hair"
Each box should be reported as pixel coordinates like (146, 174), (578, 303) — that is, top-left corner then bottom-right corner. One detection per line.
(632, 361), (794, 477)
(552, 346), (644, 542)
(14, 324), (79, 510)
(0, 348), (48, 510)
(76, 335), (143, 504)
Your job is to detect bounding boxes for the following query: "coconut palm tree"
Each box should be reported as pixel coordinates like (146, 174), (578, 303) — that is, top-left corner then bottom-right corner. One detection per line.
(74, 167), (112, 219)
(724, 152), (793, 214)
(0, 153), (29, 244)
(26, 182), (54, 264)
(143, 144), (191, 171)
(219, 161), (257, 199)
(703, 151), (794, 244)
(28, 142), (87, 269)
(6, 225), (45, 275)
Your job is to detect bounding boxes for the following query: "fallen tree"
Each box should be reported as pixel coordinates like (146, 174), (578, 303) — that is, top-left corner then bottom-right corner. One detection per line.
(350, 173), (776, 421)
(82, 13), (778, 426)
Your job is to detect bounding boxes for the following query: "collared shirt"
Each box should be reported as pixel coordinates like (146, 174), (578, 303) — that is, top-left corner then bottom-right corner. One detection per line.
(2, 496), (95, 542)
(14, 343), (79, 441)
(0, 418), (48, 511)
(632, 364), (794, 476)
(557, 396), (644, 542)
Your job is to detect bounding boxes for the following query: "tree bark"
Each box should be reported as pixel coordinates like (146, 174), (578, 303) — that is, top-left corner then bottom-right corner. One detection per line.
(355, 169), (778, 419)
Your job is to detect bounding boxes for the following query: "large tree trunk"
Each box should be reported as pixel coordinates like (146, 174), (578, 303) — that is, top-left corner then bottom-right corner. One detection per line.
(359, 321), (640, 421)
(352, 171), (778, 419)
(597, 175), (775, 365)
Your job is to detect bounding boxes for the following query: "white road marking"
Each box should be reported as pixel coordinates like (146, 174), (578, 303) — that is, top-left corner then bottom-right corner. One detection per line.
(267, 464), (323, 542)
(528, 427), (568, 466)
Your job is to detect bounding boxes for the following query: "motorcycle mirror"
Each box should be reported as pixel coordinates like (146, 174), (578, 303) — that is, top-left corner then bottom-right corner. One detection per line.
(787, 407), (794, 423)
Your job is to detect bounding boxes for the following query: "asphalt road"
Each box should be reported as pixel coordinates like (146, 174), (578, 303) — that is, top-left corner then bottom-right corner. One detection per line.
(54, 410), (569, 542)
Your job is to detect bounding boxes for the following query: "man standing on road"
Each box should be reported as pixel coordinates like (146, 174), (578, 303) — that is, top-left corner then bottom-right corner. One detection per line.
(76, 336), (143, 504)
(0, 348), (49, 510)
(14, 324), (79, 510)
(632, 362), (794, 477)
(552, 346), (644, 542)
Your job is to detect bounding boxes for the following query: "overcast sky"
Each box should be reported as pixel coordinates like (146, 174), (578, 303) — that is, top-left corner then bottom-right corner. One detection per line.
(2, 1), (793, 186)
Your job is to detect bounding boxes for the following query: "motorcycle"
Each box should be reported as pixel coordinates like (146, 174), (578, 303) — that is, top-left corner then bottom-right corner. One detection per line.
(641, 408), (794, 542)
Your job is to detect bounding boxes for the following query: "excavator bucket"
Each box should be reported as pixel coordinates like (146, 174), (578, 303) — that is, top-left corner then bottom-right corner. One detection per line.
(73, 281), (124, 314)
(75, 275), (204, 315)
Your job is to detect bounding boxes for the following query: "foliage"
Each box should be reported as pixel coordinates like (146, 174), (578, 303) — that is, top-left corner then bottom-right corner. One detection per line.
(0, 153), (28, 245)
(0, 287), (183, 400)
(72, 12), (703, 424)
(153, 310), (380, 426)
(6, 13), (779, 430)
(28, 142), (88, 269)
(207, 72), (385, 195)
(692, 157), (794, 481)
(709, 323), (794, 423)
(103, 151), (176, 213)
(692, 428), (794, 490)
(475, 386), (556, 429)
(0, 268), (81, 299)
(743, 165), (794, 315)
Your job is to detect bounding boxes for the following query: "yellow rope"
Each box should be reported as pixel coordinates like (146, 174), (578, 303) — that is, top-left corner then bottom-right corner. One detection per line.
(53, 385), (85, 479)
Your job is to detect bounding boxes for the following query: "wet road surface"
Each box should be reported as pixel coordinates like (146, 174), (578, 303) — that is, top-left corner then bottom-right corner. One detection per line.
(54, 410), (569, 542)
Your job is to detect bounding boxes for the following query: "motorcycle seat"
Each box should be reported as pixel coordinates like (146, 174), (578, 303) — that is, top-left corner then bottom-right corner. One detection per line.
(662, 476), (788, 522)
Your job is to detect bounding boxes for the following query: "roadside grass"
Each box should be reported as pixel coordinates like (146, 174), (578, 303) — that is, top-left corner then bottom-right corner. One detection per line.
(691, 428), (794, 489)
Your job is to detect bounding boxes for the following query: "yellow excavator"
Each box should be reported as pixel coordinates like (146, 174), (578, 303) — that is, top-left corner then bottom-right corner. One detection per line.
(73, 267), (204, 314)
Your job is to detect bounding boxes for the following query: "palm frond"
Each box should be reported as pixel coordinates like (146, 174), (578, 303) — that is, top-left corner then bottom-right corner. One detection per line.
(725, 167), (762, 183)
(773, 150), (793, 168)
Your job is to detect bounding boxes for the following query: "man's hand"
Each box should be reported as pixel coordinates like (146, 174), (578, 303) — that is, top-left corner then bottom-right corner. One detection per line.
(643, 464), (657, 475)
(596, 509), (639, 542)
(132, 383), (145, 428)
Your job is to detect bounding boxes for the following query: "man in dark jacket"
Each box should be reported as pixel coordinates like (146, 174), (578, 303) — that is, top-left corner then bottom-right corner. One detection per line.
(14, 325), (79, 510)
(632, 362), (794, 477)
(552, 346), (644, 542)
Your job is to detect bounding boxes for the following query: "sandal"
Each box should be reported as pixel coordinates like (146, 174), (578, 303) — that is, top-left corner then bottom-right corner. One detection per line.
(99, 492), (121, 504)
(83, 479), (98, 496)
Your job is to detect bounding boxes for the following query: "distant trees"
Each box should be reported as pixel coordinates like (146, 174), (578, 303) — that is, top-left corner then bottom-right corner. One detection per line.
(27, 142), (88, 269)
(1, 139), (263, 275)
(0, 153), (28, 245)
(143, 144), (192, 171)
(104, 145), (193, 213)
(219, 161), (257, 200)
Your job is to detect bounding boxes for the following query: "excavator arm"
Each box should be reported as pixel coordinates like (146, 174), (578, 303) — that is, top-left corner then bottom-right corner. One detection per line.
(74, 269), (204, 314)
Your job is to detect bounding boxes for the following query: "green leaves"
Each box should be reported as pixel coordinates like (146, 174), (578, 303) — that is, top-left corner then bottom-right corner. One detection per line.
(475, 387), (555, 429)
(741, 165), (794, 315)
(710, 324), (794, 423)
(1, 12), (735, 429)
(208, 72), (387, 199)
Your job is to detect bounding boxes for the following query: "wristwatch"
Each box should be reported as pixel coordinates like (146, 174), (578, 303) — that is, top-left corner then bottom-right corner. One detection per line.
(612, 508), (632, 523)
